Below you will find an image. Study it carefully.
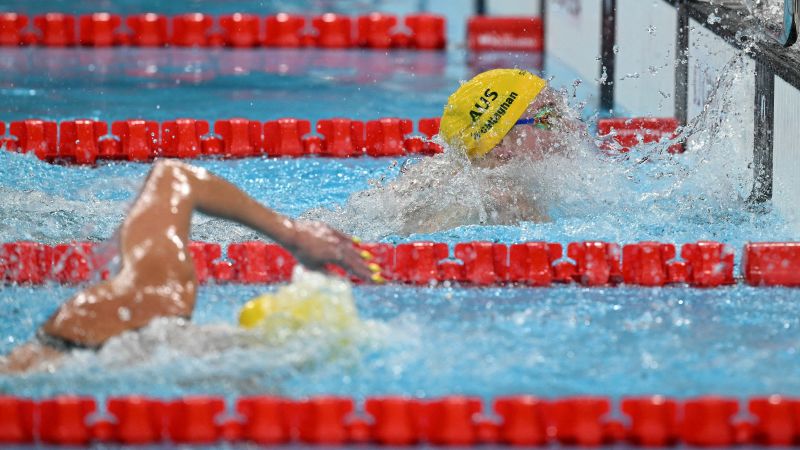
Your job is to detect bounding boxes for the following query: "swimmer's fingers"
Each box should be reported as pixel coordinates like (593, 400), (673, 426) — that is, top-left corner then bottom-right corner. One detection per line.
(338, 244), (376, 281)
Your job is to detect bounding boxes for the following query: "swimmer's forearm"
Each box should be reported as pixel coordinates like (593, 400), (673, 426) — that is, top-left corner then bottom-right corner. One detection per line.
(184, 165), (300, 246)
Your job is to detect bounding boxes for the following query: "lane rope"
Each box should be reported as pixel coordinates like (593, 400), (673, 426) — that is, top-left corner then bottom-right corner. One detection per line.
(2, 240), (798, 287)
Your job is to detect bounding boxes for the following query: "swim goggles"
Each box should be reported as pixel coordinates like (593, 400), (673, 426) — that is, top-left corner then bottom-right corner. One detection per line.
(514, 105), (557, 130)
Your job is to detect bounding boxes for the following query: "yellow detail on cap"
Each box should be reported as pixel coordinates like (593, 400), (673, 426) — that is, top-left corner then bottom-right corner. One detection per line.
(440, 69), (547, 159)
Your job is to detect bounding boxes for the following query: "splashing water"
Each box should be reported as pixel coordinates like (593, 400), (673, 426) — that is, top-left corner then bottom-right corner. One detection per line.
(307, 52), (793, 244)
(1, 269), (388, 397)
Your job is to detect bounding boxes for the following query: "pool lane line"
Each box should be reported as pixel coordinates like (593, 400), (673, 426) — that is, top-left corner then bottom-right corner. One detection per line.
(3, 240), (800, 288)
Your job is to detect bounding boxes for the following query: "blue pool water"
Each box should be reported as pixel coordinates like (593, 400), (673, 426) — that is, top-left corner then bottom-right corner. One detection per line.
(1, 5), (800, 406)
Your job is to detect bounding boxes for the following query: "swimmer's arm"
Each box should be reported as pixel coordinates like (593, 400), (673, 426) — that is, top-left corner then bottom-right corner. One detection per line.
(176, 163), (373, 279)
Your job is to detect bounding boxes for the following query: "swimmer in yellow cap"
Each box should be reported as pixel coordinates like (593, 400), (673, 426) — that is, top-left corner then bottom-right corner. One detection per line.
(305, 69), (582, 236)
(1, 160), (378, 373)
(440, 68), (581, 166)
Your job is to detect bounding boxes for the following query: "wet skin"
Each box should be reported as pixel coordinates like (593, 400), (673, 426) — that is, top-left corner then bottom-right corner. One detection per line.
(2, 160), (373, 373)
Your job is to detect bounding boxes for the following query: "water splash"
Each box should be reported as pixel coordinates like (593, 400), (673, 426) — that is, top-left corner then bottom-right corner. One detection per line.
(307, 52), (792, 244)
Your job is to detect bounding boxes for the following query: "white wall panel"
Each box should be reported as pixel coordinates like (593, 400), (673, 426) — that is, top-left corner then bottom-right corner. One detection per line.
(545, 0), (603, 87)
(488, 0), (542, 15)
(426, 0), (474, 46)
(614, 0), (677, 116)
(687, 19), (755, 157)
(773, 76), (800, 219)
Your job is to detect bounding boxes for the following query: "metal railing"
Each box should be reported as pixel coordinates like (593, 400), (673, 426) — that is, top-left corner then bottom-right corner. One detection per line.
(694, 0), (797, 46)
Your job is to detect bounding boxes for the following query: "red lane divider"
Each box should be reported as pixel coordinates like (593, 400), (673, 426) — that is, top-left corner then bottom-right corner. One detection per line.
(1, 117), (688, 163)
(0, 117), (441, 164)
(598, 118), (684, 154)
(4, 395), (800, 446)
(0, 239), (787, 288)
(468, 16), (544, 52)
(743, 242), (800, 286)
(0, 12), (446, 50)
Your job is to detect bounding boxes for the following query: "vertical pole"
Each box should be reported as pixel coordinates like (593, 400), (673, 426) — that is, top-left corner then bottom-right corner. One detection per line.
(675, 0), (690, 125)
(476, 0), (487, 15)
(540, 0), (547, 52)
(749, 60), (775, 203)
(600, 0), (617, 112)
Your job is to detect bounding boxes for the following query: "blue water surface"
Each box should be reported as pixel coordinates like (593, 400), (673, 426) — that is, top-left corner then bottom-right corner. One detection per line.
(0, 31), (799, 407)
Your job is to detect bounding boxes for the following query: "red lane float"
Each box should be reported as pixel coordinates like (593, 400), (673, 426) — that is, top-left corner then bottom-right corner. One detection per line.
(52, 242), (94, 284)
(494, 396), (548, 446)
(219, 14), (260, 48)
(550, 397), (612, 446)
(171, 13), (213, 47)
(126, 14), (168, 47)
(317, 119), (365, 157)
(38, 397), (97, 445)
(312, 14), (352, 49)
(357, 13), (397, 49)
(165, 397), (225, 444)
(742, 242), (800, 286)
(681, 397), (739, 447)
(0, 13), (28, 46)
(682, 241), (735, 287)
(405, 14), (446, 50)
(416, 117), (443, 154)
(748, 396), (799, 445)
(422, 396), (482, 445)
(161, 119), (209, 159)
(264, 118), (312, 157)
(451, 242), (508, 285)
(107, 397), (165, 444)
(468, 17), (544, 52)
(59, 119), (107, 164)
(394, 242), (449, 285)
(264, 14), (305, 47)
(623, 242), (680, 286)
(366, 118), (413, 157)
(34, 13), (75, 47)
(236, 396), (292, 444)
(621, 396), (679, 446)
(567, 241), (622, 286)
(1, 242), (52, 285)
(111, 119), (160, 161)
(0, 396), (34, 443)
(598, 118), (683, 154)
(296, 396), (353, 444)
(79, 13), (121, 47)
(9, 119), (58, 160)
(365, 397), (422, 445)
(508, 242), (563, 286)
(214, 118), (263, 157)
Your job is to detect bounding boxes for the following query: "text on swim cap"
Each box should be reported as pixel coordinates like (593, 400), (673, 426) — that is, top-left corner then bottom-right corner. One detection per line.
(469, 89), (500, 121)
(472, 91), (519, 140)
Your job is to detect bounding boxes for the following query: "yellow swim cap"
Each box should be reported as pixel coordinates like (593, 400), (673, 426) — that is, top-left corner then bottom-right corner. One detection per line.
(440, 69), (547, 160)
(238, 269), (359, 337)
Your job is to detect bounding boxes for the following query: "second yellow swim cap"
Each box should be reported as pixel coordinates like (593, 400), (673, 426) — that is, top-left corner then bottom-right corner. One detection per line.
(440, 69), (547, 160)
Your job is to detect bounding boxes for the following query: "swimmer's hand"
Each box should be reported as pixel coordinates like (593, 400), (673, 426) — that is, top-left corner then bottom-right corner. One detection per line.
(285, 219), (374, 280)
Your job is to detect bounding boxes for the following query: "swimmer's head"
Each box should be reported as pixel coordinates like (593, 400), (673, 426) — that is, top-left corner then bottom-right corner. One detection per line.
(238, 268), (359, 338)
(440, 69), (547, 160)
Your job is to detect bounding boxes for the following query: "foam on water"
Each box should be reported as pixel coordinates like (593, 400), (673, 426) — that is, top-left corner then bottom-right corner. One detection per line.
(4, 281), (800, 399)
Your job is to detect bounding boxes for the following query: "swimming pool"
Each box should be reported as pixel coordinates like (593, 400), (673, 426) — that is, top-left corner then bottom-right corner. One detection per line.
(2, 0), (800, 447)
